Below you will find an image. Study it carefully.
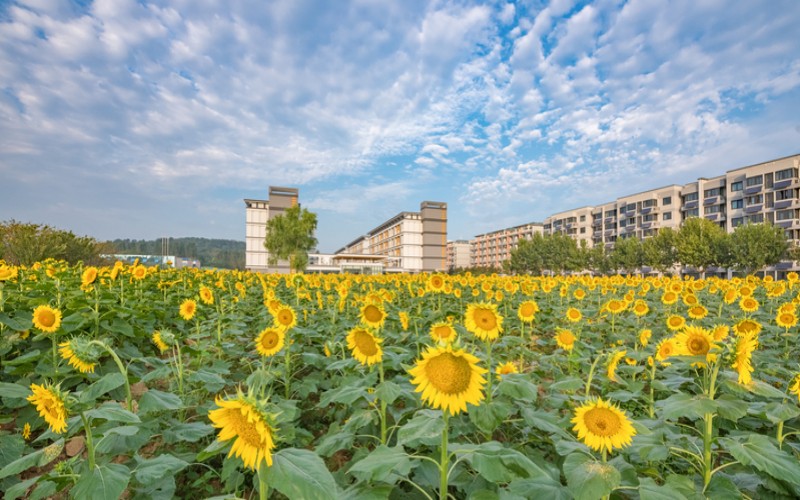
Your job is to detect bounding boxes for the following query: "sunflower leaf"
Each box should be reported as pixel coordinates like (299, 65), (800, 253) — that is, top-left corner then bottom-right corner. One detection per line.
(452, 441), (549, 483)
(347, 445), (412, 484)
(720, 435), (800, 487)
(0, 382), (31, 399)
(265, 448), (339, 500)
(563, 452), (621, 500)
(396, 409), (444, 447)
(71, 463), (130, 500)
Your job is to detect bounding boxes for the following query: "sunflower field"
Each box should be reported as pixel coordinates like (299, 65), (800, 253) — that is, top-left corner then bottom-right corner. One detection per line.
(1, 261), (800, 500)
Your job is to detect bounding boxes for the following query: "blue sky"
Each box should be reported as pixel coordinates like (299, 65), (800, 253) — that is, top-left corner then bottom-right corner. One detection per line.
(1, 0), (799, 253)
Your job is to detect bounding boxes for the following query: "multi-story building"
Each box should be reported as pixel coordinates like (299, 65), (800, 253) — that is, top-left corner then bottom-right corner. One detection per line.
(334, 201), (448, 273)
(244, 186), (299, 273)
(470, 222), (544, 269)
(543, 207), (594, 247)
(446, 240), (471, 271)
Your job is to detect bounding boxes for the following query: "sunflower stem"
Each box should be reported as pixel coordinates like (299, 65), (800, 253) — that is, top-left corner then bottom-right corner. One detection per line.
(439, 411), (449, 500)
(585, 354), (603, 398)
(702, 360), (721, 491)
(80, 412), (96, 470)
(485, 340), (493, 403)
(257, 462), (269, 500)
(648, 359), (657, 418)
(90, 341), (133, 412)
(379, 361), (387, 445)
(284, 336), (292, 400)
(777, 420), (784, 449)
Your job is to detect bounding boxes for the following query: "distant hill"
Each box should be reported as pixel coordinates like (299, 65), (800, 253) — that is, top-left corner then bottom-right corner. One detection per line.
(109, 237), (245, 270)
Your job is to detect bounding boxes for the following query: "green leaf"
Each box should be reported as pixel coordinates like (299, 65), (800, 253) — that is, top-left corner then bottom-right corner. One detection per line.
(315, 430), (355, 457)
(4, 349), (40, 366)
(706, 474), (742, 499)
(469, 401), (511, 435)
(549, 376), (584, 392)
(520, 409), (572, 439)
(71, 463), (130, 500)
(79, 372), (126, 403)
(0, 435), (25, 469)
(563, 452), (621, 500)
(396, 410), (444, 447)
(187, 369), (226, 392)
(163, 422), (213, 443)
(715, 394), (748, 421)
(452, 441), (549, 483)
(638, 477), (689, 500)
(747, 379), (788, 399)
(765, 402), (800, 424)
(265, 448), (338, 500)
(196, 438), (229, 462)
(374, 381), (403, 405)
(348, 445), (412, 483)
(0, 312), (31, 331)
(720, 435), (800, 486)
(658, 393), (716, 420)
(506, 477), (571, 500)
(138, 390), (183, 415)
(0, 382), (31, 399)
(99, 318), (134, 337)
(86, 404), (141, 424)
(4, 476), (40, 500)
(0, 447), (46, 479)
(318, 384), (367, 407)
(497, 374), (539, 401)
(134, 454), (189, 485)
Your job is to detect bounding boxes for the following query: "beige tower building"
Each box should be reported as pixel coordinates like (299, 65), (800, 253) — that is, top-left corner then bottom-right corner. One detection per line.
(470, 221), (544, 269)
(446, 240), (471, 271)
(244, 186), (299, 273)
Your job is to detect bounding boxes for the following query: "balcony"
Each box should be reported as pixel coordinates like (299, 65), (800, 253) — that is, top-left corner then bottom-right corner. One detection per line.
(705, 214), (718, 221)
(604, 217), (616, 224)
(703, 196), (718, 206)
(744, 205), (763, 214)
(773, 199), (797, 210)
(604, 229), (615, 236)
(773, 179), (794, 190)
(641, 222), (652, 230)
(744, 185), (762, 195)
(683, 201), (699, 210)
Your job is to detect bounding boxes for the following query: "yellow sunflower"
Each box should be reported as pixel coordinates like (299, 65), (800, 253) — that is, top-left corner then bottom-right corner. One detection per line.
(427, 274), (446, 293)
(208, 394), (275, 471)
(732, 331), (758, 385)
(179, 299), (197, 321)
(789, 374), (800, 402)
(655, 338), (676, 365)
(722, 288), (738, 304)
(398, 311), (410, 331)
(495, 361), (519, 379)
(574, 289), (586, 300)
(22, 422), (31, 441)
(734, 318), (762, 337)
(131, 264), (147, 280)
(199, 286), (214, 305)
(739, 285), (754, 297)
(152, 331), (169, 353)
(256, 327), (285, 357)
(59, 339), (96, 373)
(464, 302), (503, 341)
(607, 350), (626, 383)
(408, 345), (487, 415)
(687, 305), (708, 320)
(661, 291), (678, 305)
(776, 310), (798, 330)
(359, 303), (386, 330)
(682, 293), (699, 307)
(712, 325), (730, 342)
(605, 299), (626, 314)
(739, 297), (759, 313)
(674, 325), (718, 363)
(566, 308), (582, 323)
(430, 322), (457, 344)
(0, 264), (19, 281)
(81, 267), (98, 287)
(274, 305), (298, 331)
(27, 383), (68, 434)
(632, 300), (649, 317)
(556, 328), (576, 352)
(32, 305), (62, 333)
(666, 314), (686, 331)
(346, 327), (383, 366)
(517, 300), (538, 323)
(571, 398), (636, 454)
(638, 329), (652, 348)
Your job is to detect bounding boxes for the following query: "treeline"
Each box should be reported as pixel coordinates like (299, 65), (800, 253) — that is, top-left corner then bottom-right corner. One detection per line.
(506, 219), (796, 276)
(110, 237), (244, 270)
(0, 221), (114, 266)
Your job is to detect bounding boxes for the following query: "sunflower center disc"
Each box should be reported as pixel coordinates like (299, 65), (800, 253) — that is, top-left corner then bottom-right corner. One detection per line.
(688, 337), (709, 355)
(261, 332), (279, 349)
(353, 330), (378, 356)
(425, 353), (472, 395)
(584, 408), (621, 437)
(229, 408), (265, 448)
(364, 306), (383, 323)
(39, 310), (56, 327)
(474, 309), (497, 330)
(278, 311), (292, 325)
(433, 326), (452, 340)
(520, 304), (535, 317)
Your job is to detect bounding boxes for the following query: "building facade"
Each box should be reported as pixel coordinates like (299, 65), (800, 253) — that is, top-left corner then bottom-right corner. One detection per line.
(446, 240), (471, 271)
(335, 201), (448, 273)
(470, 222), (544, 269)
(244, 186), (299, 273)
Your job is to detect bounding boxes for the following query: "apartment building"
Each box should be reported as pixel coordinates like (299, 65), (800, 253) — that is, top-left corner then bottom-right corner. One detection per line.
(244, 186), (298, 273)
(470, 222), (544, 269)
(446, 240), (471, 271)
(543, 206), (594, 247)
(335, 201), (448, 272)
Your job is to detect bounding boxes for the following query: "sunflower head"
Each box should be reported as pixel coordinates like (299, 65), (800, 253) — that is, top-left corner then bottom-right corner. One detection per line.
(199, 286), (214, 305)
(571, 398), (636, 454)
(398, 311), (410, 331)
(408, 345), (487, 415)
(81, 267), (98, 287)
(208, 393), (276, 471)
(427, 274), (446, 293)
(734, 318), (762, 337)
(655, 338), (676, 365)
(556, 328), (576, 352)
(131, 265), (147, 280)
(632, 300), (649, 317)
(517, 300), (538, 323)
(712, 324), (730, 342)
(661, 291), (678, 305)
(256, 327), (285, 357)
(360, 303), (386, 329)
(687, 305), (708, 320)
(666, 314), (686, 331)
(0, 264), (19, 281)
(32, 305), (62, 333)
(674, 325), (718, 364)
(605, 299), (626, 314)
(430, 322), (457, 345)
(789, 374), (800, 402)
(27, 382), (69, 434)
(731, 330), (758, 385)
(465, 302), (504, 341)
(274, 305), (298, 331)
(346, 327), (383, 366)
(566, 308), (582, 323)
(152, 330), (172, 353)
(739, 297), (759, 313)
(495, 361), (519, 379)
(59, 337), (99, 374)
(638, 329), (652, 348)
(776, 311), (798, 330)
(179, 299), (197, 321)
(607, 350), (626, 383)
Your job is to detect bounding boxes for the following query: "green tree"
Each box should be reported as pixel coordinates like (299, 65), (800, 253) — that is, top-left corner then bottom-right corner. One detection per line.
(642, 227), (678, 275)
(675, 218), (728, 278)
(0, 221), (109, 266)
(610, 236), (644, 274)
(264, 205), (318, 273)
(588, 243), (612, 275)
(728, 222), (789, 275)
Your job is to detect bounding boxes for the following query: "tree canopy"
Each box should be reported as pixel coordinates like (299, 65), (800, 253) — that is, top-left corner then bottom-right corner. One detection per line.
(675, 218), (728, 277)
(0, 220), (111, 266)
(642, 227), (678, 275)
(728, 222), (789, 274)
(264, 205), (318, 273)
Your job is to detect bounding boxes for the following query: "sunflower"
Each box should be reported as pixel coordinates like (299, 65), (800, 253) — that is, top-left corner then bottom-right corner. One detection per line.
(605, 299), (626, 314)
(776, 310), (798, 330)
(517, 300), (538, 323)
(32, 305), (62, 333)
(638, 329), (652, 348)
(346, 327), (383, 366)
(789, 374), (800, 402)
(734, 318), (762, 337)
(607, 350), (626, 383)
(682, 293), (699, 307)
(687, 305), (708, 320)
(0, 264), (18, 281)
(398, 311), (410, 331)
(208, 394), (275, 471)
(59, 339), (97, 373)
(199, 286), (214, 305)
(430, 322), (457, 344)
(738, 285), (754, 297)
(787, 272), (799, 283)
(27, 383), (68, 434)
(666, 314), (686, 331)
(571, 398), (636, 454)
(566, 308), (582, 323)
(360, 303), (386, 330)
(464, 302), (503, 341)
(712, 325), (730, 342)
(427, 274), (446, 293)
(661, 291), (678, 305)
(152, 331), (170, 353)
(408, 345), (487, 415)
(739, 297), (759, 313)
(179, 299), (197, 321)
(556, 328), (576, 352)
(722, 288), (738, 304)
(274, 305), (298, 331)
(674, 325), (718, 363)
(632, 300), (649, 317)
(495, 361), (519, 379)
(574, 289), (586, 300)
(256, 327), (285, 357)
(81, 267), (98, 287)
(732, 331), (758, 385)
(655, 338), (676, 365)
(22, 422), (31, 441)
(131, 264), (147, 280)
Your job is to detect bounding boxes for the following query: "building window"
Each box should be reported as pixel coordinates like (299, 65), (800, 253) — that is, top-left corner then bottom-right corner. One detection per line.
(776, 189), (795, 201)
(580, 227), (586, 234)
(776, 168), (796, 181)
(732, 217), (744, 227)
(663, 196), (672, 205)
(776, 209), (794, 221)
(704, 187), (724, 198)
(704, 205), (723, 214)
(731, 199), (744, 209)
(745, 194), (763, 205)
(685, 208), (699, 217)
(745, 175), (763, 187)
(580, 215), (586, 222)
(663, 212), (672, 220)
(643, 199), (658, 208)
(746, 213), (764, 223)
(683, 192), (699, 202)
(730, 181), (743, 192)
